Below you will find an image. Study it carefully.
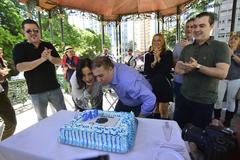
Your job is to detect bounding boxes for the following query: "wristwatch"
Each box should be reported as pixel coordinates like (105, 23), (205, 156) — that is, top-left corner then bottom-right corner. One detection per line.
(196, 64), (201, 70)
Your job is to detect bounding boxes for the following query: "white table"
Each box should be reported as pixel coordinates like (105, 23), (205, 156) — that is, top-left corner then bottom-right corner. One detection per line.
(0, 110), (190, 160)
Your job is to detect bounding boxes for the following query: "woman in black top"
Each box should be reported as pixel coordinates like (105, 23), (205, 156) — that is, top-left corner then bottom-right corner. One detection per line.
(144, 33), (174, 119)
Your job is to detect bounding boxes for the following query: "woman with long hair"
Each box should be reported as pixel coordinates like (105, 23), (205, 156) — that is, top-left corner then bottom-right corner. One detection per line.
(144, 33), (174, 119)
(70, 58), (103, 111)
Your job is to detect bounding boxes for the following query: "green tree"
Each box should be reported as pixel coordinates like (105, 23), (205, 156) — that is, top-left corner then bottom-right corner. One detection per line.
(0, 0), (23, 36)
(186, 0), (215, 18)
(164, 29), (177, 50)
(78, 29), (110, 58)
(0, 0), (24, 75)
(36, 11), (110, 58)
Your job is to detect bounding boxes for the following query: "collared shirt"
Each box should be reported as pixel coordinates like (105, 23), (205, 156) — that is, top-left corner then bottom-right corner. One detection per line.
(179, 38), (230, 104)
(110, 63), (156, 115)
(13, 41), (60, 94)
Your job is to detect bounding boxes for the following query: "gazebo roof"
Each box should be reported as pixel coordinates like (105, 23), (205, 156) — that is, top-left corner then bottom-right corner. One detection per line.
(20, 0), (195, 21)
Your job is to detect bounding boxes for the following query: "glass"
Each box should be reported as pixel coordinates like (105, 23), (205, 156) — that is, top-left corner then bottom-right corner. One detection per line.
(162, 121), (173, 141)
(25, 29), (39, 34)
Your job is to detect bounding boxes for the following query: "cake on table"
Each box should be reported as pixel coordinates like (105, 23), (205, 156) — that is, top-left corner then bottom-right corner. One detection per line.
(59, 109), (138, 153)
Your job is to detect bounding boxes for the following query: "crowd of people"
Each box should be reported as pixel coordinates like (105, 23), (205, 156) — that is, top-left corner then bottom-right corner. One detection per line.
(0, 11), (240, 158)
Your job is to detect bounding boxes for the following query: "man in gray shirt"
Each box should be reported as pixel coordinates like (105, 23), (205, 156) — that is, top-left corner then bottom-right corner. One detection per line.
(174, 12), (230, 129)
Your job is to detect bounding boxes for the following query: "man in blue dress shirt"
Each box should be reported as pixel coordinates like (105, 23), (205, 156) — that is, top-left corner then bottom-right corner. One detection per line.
(92, 56), (156, 117)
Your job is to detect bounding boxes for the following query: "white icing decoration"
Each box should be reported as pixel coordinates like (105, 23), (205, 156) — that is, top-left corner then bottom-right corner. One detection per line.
(59, 110), (137, 153)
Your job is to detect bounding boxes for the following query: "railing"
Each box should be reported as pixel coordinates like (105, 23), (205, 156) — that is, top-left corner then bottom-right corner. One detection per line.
(8, 80), (29, 106)
(7, 74), (67, 106)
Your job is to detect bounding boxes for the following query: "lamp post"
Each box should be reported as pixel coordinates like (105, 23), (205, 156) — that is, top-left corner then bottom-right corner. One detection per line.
(230, 0), (237, 32)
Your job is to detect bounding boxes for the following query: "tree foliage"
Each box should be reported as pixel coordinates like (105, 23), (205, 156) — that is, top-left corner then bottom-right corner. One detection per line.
(0, 0), (24, 75)
(186, 0), (215, 18)
(0, 0), (111, 76)
(33, 11), (110, 58)
(0, 0), (23, 36)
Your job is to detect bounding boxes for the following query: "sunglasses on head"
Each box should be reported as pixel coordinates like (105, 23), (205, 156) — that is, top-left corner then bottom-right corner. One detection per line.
(25, 29), (39, 34)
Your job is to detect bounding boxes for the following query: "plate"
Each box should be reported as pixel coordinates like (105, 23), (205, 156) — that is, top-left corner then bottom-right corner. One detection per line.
(153, 148), (184, 160)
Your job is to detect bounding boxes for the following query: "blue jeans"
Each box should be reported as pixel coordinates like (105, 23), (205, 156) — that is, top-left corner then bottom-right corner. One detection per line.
(30, 88), (66, 121)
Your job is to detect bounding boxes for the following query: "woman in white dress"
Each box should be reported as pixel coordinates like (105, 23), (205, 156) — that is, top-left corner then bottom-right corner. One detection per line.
(70, 58), (103, 111)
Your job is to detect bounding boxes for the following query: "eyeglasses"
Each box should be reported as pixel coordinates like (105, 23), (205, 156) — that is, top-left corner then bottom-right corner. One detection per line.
(25, 29), (39, 34)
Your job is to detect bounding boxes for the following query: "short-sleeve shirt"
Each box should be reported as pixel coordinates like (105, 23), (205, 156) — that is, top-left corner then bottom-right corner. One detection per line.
(13, 41), (60, 94)
(226, 49), (240, 80)
(179, 39), (230, 104)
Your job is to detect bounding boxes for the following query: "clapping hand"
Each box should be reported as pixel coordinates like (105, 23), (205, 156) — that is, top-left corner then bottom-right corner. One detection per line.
(151, 48), (161, 68)
(178, 57), (198, 73)
(153, 48), (161, 62)
(41, 47), (52, 61)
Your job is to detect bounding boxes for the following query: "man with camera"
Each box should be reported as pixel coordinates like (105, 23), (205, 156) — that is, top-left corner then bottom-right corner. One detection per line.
(174, 12), (230, 129)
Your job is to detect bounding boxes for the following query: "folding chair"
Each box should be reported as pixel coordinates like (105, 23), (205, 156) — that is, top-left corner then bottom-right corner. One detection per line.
(103, 88), (118, 111)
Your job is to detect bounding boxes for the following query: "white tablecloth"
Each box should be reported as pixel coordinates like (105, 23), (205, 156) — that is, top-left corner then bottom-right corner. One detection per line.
(0, 110), (190, 160)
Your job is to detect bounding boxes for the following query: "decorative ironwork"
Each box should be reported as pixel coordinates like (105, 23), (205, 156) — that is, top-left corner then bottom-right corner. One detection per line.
(68, 9), (100, 21)
(121, 13), (155, 22)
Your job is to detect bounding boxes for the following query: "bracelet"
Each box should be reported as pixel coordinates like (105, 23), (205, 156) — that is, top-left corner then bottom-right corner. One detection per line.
(231, 55), (234, 59)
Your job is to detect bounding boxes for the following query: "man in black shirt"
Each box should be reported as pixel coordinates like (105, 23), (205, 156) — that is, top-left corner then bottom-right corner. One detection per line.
(13, 19), (66, 121)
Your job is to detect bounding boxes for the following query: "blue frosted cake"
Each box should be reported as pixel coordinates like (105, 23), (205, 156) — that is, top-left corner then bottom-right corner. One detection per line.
(59, 110), (138, 153)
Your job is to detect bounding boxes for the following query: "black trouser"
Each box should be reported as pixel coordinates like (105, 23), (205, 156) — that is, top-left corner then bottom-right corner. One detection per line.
(173, 94), (214, 129)
(0, 92), (17, 140)
(114, 100), (141, 117)
(1, 80), (8, 95)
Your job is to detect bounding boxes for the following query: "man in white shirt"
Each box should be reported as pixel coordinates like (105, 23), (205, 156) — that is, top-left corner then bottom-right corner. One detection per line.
(124, 49), (136, 68)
